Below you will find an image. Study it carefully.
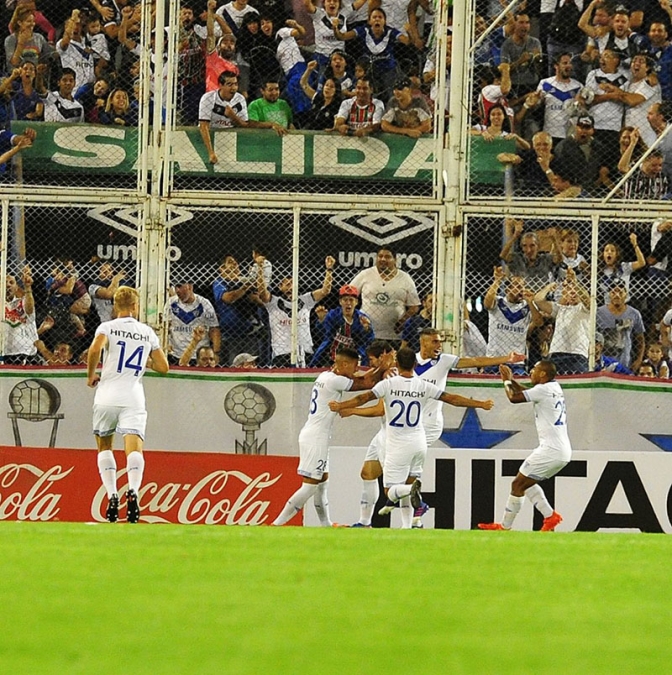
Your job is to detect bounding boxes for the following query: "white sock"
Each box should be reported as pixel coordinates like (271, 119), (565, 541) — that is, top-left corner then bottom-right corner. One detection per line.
(313, 481), (332, 527)
(126, 451), (145, 493)
(387, 483), (412, 503)
(97, 450), (117, 498)
(399, 496), (413, 529)
(272, 483), (318, 526)
(525, 484), (553, 518)
(359, 479), (379, 525)
(502, 494), (524, 529)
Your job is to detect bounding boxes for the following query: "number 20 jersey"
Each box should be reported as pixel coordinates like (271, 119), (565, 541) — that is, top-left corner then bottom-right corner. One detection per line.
(94, 317), (161, 408)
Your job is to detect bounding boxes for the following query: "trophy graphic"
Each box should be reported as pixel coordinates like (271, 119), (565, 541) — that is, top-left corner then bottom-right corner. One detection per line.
(7, 379), (64, 447)
(224, 383), (276, 454)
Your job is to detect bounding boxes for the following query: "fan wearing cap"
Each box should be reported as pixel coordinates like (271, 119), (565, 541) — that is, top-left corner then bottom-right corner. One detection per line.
(309, 284), (374, 367)
(380, 77), (432, 139)
(592, 330), (632, 374)
(232, 352), (258, 368)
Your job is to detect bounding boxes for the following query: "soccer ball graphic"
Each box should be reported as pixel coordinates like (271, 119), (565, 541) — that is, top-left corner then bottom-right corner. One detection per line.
(224, 383), (276, 428)
(8, 379), (62, 421)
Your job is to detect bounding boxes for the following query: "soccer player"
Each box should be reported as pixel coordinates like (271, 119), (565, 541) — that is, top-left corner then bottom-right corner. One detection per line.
(478, 361), (570, 532)
(86, 287), (169, 523)
(271, 346), (391, 527)
(330, 348), (495, 529)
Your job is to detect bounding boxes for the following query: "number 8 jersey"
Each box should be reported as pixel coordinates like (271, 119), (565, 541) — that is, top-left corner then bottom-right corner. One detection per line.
(94, 317), (161, 408)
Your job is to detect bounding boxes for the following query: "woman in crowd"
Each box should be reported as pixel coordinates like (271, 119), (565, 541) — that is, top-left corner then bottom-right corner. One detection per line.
(472, 103), (530, 151)
(99, 88), (135, 126)
(4, 3), (53, 72)
(300, 60), (343, 130)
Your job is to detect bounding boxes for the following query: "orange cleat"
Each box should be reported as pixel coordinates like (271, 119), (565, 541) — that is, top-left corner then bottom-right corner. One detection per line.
(477, 522), (506, 530)
(541, 511), (563, 531)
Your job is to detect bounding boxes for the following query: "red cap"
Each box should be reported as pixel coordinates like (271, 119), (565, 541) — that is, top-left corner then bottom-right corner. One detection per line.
(339, 284), (359, 297)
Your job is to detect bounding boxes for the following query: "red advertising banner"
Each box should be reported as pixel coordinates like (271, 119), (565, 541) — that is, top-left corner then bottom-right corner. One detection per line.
(0, 447), (301, 525)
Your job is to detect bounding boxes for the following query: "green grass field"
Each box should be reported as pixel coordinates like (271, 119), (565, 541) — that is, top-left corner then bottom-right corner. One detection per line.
(0, 522), (669, 674)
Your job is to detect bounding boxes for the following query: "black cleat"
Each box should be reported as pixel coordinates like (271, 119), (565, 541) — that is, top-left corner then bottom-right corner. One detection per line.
(410, 479), (422, 510)
(126, 489), (140, 523)
(106, 494), (119, 523)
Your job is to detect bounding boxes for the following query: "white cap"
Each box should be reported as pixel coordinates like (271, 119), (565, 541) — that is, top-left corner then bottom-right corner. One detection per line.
(232, 353), (258, 367)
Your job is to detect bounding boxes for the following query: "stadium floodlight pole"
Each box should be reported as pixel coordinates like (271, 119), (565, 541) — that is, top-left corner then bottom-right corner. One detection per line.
(470, 0), (518, 54)
(602, 121), (672, 203)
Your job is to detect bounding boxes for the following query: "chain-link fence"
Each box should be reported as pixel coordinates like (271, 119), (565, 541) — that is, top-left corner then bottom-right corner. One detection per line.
(463, 213), (672, 377)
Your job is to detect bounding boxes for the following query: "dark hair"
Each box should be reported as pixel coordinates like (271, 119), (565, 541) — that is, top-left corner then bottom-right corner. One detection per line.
(335, 346), (360, 361)
(420, 327), (440, 338)
(218, 70), (238, 85)
(377, 246), (395, 257)
(366, 340), (393, 358)
(261, 76), (281, 88)
(486, 103), (511, 132)
(537, 359), (557, 380)
(396, 347), (417, 370)
(553, 52), (572, 66)
(369, 6), (386, 20)
(59, 67), (77, 80)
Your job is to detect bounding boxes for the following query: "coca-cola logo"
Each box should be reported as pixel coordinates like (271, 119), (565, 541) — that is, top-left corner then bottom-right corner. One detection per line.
(91, 469), (283, 525)
(0, 463), (72, 521)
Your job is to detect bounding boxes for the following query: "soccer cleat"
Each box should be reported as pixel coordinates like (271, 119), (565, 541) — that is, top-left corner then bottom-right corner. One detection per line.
(409, 479), (422, 510)
(414, 501), (429, 519)
(378, 499), (397, 516)
(350, 523), (372, 528)
(478, 522), (506, 530)
(541, 511), (563, 532)
(126, 489), (140, 523)
(106, 494), (119, 523)
(411, 519), (424, 529)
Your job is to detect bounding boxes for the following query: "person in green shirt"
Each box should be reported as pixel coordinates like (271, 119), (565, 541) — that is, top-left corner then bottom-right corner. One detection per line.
(248, 77), (294, 136)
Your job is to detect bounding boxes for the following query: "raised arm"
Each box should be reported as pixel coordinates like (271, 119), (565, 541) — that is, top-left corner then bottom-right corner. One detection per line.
(438, 391), (494, 410)
(484, 265), (506, 311)
(329, 390), (377, 411)
(300, 60), (319, 101)
(312, 256), (335, 302)
(499, 218), (523, 262)
(629, 232), (646, 271)
(499, 364), (528, 403)
(179, 325), (207, 366)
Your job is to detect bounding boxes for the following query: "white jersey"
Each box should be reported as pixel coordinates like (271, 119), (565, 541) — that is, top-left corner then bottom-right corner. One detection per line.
(44, 92), (84, 123)
(311, 8), (346, 57)
(584, 68), (629, 131)
(623, 78), (661, 148)
(89, 283), (113, 324)
(350, 266), (421, 339)
(536, 76), (583, 139)
(372, 374), (443, 452)
(486, 297), (531, 357)
(88, 33), (110, 62)
(198, 89), (248, 128)
(380, 0), (410, 31)
(56, 39), (95, 89)
(165, 294), (219, 359)
(299, 370), (353, 442)
(523, 380), (572, 459)
(275, 27), (304, 75)
(93, 317), (161, 408)
(216, 2), (259, 31)
(414, 352), (460, 443)
(3, 297), (38, 356)
(264, 291), (317, 361)
(549, 302), (590, 356)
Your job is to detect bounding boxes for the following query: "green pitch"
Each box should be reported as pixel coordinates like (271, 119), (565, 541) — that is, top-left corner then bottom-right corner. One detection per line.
(1, 522), (670, 674)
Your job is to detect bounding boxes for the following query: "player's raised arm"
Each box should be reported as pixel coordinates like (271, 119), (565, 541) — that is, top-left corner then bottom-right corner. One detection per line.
(329, 390), (377, 412)
(439, 392), (494, 410)
(500, 364), (527, 403)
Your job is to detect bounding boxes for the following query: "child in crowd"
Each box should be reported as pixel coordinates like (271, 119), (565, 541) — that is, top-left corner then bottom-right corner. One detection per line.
(597, 233), (646, 303)
(642, 341), (670, 378)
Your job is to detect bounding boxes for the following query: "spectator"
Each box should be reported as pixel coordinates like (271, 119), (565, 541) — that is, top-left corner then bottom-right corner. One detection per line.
(90, 0), (136, 41)
(637, 362), (656, 377)
(98, 88), (134, 126)
(483, 267), (542, 373)
(583, 4), (637, 67)
(322, 48), (354, 97)
(622, 149), (670, 200)
(165, 279), (221, 366)
(472, 103), (530, 151)
(75, 77), (110, 123)
(248, 76), (294, 135)
(350, 246), (421, 343)
(593, 330), (633, 373)
(642, 341), (670, 378)
(332, 75), (384, 137)
(217, 0), (260, 39)
(43, 68), (85, 123)
(534, 269), (591, 374)
(232, 352), (259, 368)
(309, 284), (374, 366)
(549, 158), (591, 199)
(400, 292), (433, 352)
(545, 0), (586, 76)
(84, 12), (111, 73)
(300, 61), (343, 130)
(5, 2), (53, 72)
(517, 52), (583, 147)
(557, 228), (590, 284)
(34, 339), (75, 366)
(178, 326), (220, 367)
(645, 102), (672, 180)
(205, 1), (245, 94)
(213, 254), (265, 366)
(45, 258), (92, 339)
(303, 0), (349, 70)
(259, 255), (335, 367)
(499, 130), (555, 195)
(0, 126), (34, 174)
(88, 262), (125, 324)
(56, 9), (98, 90)
(381, 77), (432, 138)
(3, 266), (39, 365)
(629, 0), (672, 33)
(635, 20), (672, 101)
(6, 60), (43, 121)
(498, 11), (542, 103)
(333, 7), (413, 100)
(597, 233), (646, 303)
(476, 63), (512, 129)
(597, 283), (646, 372)
(499, 219), (561, 289)
(198, 70), (249, 165)
(615, 125), (647, 179)
(424, 32), (452, 119)
(177, 3), (207, 125)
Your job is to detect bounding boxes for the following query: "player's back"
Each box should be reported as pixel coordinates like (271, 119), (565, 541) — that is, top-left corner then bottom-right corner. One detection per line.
(95, 317), (160, 407)
(525, 380), (572, 457)
(301, 370), (353, 439)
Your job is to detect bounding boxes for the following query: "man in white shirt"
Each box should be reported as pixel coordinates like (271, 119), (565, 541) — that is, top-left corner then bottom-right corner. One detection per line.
(56, 9), (96, 90)
(3, 267), (39, 365)
(350, 246), (421, 343)
(87, 287), (169, 523)
(479, 360), (571, 532)
(44, 68), (85, 123)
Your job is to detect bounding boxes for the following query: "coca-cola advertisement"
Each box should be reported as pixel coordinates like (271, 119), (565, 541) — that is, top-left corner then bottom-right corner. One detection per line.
(0, 446), (301, 525)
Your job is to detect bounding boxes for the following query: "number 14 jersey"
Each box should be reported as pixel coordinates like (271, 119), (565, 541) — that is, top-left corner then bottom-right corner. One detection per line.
(94, 317), (161, 408)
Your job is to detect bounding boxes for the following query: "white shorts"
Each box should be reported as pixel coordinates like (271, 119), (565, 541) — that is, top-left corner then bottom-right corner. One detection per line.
(519, 448), (570, 482)
(363, 428), (385, 464)
(297, 436), (329, 480)
(383, 442), (426, 487)
(93, 404), (147, 440)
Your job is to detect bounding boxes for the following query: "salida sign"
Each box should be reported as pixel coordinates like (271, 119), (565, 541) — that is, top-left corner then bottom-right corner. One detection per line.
(0, 447), (301, 525)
